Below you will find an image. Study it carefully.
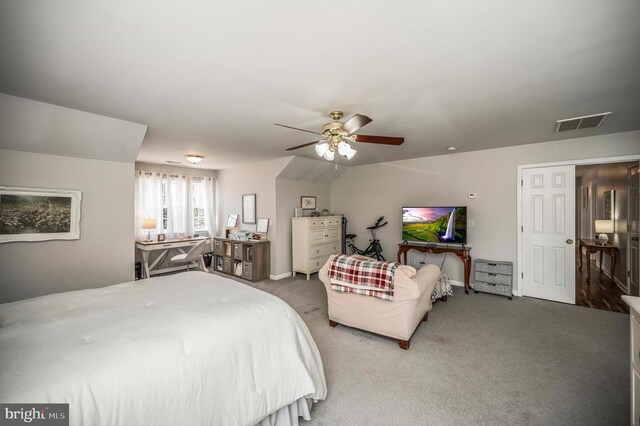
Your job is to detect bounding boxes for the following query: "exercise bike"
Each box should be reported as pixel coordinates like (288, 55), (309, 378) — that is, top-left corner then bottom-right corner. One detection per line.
(345, 216), (388, 261)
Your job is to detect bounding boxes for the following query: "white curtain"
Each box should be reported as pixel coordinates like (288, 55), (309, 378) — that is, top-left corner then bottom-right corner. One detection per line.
(203, 177), (217, 238)
(135, 171), (163, 241)
(165, 174), (189, 238)
(135, 171), (215, 241)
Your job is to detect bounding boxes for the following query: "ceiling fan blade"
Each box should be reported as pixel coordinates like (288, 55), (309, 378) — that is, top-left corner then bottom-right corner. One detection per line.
(274, 123), (322, 135)
(354, 135), (405, 145)
(285, 140), (321, 151)
(340, 114), (372, 134)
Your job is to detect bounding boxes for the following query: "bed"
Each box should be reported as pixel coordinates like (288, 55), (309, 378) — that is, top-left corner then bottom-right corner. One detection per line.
(0, 272), (327, 426)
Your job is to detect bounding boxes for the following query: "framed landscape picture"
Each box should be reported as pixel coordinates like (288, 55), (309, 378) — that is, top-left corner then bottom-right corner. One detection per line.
(0, 186), (82, 243)
(301, 196), (316, 210)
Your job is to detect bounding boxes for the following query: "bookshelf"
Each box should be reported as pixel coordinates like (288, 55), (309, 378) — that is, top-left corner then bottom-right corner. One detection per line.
(212, 237), (270, 282)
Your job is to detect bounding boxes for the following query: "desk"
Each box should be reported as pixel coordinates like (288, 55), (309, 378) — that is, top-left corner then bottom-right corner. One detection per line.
(397, 243), (472, 294)
(578, 239), (619, 282)
(136, 237), (211, 278)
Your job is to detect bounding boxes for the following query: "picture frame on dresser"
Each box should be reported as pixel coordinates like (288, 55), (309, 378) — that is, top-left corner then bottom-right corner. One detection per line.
(301, 196), (316, 210)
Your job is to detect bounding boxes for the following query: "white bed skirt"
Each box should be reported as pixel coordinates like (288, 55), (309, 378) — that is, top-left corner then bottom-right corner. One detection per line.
(256, 398), (314, 426)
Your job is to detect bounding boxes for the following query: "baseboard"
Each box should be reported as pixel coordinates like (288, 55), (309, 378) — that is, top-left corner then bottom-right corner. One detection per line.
(592, 259), (628, 294)
(270, 272), (292, 281)
(449, 279), (465, 288)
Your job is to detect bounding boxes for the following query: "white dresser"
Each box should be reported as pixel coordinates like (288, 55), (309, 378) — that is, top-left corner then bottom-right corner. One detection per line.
(292, 216), (343, 280)
(623, 295), (640, 425)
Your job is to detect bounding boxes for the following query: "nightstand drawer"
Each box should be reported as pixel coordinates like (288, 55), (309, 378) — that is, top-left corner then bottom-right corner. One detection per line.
(476, 271), (511, 286)
(475, 261), (512, 275)
(474, 281), (512, 297)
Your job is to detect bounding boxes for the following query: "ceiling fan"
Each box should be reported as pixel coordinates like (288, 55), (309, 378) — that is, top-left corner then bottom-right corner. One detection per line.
(275, 111), (404, 161)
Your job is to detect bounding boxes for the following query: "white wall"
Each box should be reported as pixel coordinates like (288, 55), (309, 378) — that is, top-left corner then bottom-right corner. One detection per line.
(216, 158), (290, 274)
(274, 178), (331, 277)
(331, 131), (640, 291)
(0, 149), (135, 303)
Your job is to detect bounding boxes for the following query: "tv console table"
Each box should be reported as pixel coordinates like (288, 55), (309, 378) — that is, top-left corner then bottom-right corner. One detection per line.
(397, 242), (472, 294)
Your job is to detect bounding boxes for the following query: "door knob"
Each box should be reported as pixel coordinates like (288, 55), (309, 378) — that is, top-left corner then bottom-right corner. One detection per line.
(566, 239), (574, 244)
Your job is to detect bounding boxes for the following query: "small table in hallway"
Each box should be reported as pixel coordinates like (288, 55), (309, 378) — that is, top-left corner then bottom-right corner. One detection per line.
(578, 239), (619, 283)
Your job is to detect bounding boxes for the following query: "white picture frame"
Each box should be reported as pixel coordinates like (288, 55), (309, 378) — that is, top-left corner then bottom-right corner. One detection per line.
(242, 193), (256, 224)
(226, 214), (239, 227)
(256, 218), (269, 234)
(0, 186), (82, 243)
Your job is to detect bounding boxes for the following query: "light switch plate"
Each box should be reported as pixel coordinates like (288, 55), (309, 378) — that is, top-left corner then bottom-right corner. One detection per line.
(468, 192), (477, 198)
(468, 219), (475, 228)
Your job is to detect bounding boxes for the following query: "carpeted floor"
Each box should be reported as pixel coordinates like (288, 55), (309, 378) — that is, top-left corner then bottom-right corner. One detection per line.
(247, 274), (629, 426)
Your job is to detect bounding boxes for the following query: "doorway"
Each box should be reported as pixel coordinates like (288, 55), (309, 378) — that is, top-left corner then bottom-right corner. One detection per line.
(517, 155), (640, 311)
(574, 161), (638, 312)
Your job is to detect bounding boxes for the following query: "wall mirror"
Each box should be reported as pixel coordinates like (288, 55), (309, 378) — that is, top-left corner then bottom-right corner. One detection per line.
(603, 189), (615, 221)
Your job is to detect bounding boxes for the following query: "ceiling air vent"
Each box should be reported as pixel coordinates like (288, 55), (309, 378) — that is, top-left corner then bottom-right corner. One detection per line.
(555, 112), (611, 133)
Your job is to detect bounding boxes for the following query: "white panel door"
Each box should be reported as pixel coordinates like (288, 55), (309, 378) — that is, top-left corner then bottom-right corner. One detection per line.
(522, 165), (576, 304)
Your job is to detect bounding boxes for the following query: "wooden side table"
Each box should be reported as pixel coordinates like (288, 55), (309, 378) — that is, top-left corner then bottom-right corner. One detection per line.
(397, 243), (471, 294)
(578, 239), (619, 282)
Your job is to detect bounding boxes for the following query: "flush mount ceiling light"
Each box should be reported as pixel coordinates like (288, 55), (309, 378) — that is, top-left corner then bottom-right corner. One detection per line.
(184, 154), (204, 164)
(447, 146), (456, 151)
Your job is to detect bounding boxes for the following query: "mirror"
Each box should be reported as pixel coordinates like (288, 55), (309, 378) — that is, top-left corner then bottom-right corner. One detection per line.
(256, 218), (270, 234)
(603, 190), (615, 221)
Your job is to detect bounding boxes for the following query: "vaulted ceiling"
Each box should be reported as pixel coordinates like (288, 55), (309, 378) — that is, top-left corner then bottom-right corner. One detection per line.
(1, 0), (639, 169)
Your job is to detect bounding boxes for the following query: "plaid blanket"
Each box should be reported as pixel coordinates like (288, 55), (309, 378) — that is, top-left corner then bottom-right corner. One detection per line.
(328, 254), (399, 301)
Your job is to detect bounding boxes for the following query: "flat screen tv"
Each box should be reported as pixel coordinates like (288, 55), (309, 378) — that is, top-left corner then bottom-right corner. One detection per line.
(402, 207), (467, 245)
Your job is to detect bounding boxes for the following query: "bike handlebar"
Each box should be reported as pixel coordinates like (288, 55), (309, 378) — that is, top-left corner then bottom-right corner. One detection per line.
(367, 220), (388, 230)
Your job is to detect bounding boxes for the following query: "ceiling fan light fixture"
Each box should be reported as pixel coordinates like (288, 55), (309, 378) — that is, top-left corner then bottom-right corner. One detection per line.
(344, 147), (357, 160)
(315, 142), (329, 157)
(323, 150), (335, 161)
(337, 141), (349, 156)
(185, 154), (204, 164)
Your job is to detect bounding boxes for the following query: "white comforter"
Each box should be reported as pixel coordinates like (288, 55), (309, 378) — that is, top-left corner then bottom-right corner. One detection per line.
(0, 272), (327, 426)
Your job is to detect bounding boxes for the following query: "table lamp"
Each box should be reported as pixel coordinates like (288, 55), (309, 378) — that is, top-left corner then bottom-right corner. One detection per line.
(594, 220), (613, 245)
(142, 217), (157, 242)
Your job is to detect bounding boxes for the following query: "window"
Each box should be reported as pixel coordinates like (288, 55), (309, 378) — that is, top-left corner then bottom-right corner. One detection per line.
(192, 178), (205, 230)
(161, 181), (168, 231)
(135, 171), (214, 240)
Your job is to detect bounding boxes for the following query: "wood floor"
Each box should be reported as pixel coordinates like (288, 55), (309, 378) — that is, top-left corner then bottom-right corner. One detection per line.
(575, 250), (628, 314)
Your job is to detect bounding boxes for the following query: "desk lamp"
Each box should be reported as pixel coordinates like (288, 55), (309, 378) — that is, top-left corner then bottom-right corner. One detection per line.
(594, 220), (613, 245)
(142, 217), (157, 242)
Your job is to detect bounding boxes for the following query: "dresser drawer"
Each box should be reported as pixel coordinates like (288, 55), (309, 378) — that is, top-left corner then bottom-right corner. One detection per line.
(475, 271), (511, 286)
(475, 261), (512, 275)
(309, 219), (327, 228)
(327, 218), (341, 227)
(309, 255), (329, 271)
(474, 281), (512, 297)
(309, 242), (341, 258)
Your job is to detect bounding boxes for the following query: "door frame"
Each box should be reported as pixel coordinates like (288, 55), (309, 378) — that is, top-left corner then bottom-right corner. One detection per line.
(516, 154), (640, 298)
